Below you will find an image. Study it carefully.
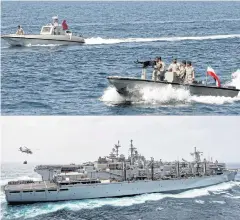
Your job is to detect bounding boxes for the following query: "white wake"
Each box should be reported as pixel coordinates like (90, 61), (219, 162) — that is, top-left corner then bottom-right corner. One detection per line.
(25, 44), (61, 47)
(85, 34), (240, 45)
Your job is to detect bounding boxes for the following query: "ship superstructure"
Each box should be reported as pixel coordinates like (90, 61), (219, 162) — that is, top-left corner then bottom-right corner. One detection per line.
(34, 141), (228, 182)
(4, 140), (237, 204)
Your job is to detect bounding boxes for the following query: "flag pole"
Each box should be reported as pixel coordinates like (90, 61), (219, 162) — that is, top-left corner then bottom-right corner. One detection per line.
(205, 67), (208, 86)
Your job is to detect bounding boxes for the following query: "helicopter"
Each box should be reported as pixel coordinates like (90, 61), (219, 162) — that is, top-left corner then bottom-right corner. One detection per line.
(19, 146), (33, 154)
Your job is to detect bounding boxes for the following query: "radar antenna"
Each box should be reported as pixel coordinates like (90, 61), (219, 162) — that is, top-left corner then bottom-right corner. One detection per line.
(190, 147), (203, 163)
(114, 140), (121, 158)
(129, 140), (136, 165)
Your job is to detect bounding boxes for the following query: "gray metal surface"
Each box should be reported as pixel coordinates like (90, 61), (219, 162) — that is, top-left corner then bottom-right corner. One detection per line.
(108, 76), (240, 98)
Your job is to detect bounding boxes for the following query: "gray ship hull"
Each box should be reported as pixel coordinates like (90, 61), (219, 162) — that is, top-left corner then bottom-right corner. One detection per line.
(1, 34), (85, 46)
(5, 172), (236, 204)
(107, 76), (240, 98)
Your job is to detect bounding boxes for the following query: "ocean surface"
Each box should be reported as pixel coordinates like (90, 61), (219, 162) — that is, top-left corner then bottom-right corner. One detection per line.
(1, 163), (240, 220)
(1, 1), (240, 115)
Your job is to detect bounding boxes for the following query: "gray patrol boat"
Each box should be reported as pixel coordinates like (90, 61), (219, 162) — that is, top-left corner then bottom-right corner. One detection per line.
(108, 61), (240, 98)
(4, 140), (237, 204)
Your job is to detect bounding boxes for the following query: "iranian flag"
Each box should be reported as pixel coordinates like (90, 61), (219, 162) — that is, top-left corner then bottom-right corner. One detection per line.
(207, 67), (221, 87)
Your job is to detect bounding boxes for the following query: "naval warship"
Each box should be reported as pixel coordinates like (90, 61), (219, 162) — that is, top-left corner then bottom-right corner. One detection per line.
(4, 140), (237, 204)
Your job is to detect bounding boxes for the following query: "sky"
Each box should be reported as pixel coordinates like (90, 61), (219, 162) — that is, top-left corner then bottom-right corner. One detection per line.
(1, 116), (239, 164)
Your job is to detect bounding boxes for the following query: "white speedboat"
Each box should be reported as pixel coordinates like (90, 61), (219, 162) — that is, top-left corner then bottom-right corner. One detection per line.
(1, 17), (85, 46)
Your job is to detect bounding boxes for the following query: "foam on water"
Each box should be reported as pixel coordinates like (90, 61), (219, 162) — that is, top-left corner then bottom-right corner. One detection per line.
(189, 95), (240, 105)
(85, 34), (240, 45)
(101, 86), (240, 106)
(2, 181), (239, 219)
(195, 200), (205, 204)
(156, 207), (164, 211)
(227, 69), (240, 90)
(100, 86), (127, 104)
(25, 44), (61, 47)
(139, 85), (190, 104)
(101, 85), (191, 105)
(210, 200), (226, 204)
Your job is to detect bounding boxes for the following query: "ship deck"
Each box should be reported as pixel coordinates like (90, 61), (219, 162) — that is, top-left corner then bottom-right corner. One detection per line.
(5, 181), (58, 191)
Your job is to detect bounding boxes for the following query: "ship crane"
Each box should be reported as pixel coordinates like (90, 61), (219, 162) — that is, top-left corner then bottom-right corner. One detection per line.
(181, 158), (188, 168)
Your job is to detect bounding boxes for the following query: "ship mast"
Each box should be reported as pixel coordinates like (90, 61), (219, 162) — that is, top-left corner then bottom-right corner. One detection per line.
(114, 140), (121, 158)
(190, 147), (203, 174)
(150, 157), (154, 180)
(129, 140), (136, 165)
(190, 147), (203, 163)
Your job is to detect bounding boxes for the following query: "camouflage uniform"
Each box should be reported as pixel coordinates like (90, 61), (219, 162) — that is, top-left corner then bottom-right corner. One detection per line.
(184, 66), (195, 84)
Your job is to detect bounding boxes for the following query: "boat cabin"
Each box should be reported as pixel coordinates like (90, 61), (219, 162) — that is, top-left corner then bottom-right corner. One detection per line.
(40, 24), (72, 36)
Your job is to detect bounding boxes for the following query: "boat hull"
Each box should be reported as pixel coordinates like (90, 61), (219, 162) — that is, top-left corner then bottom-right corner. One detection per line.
(5, 171), (236, 204)
(1, 34), (85, 46)
(108, 77), (240, 98)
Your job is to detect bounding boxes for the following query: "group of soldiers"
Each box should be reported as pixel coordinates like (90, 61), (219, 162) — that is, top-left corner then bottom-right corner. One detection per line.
(152, 57), (195, 84)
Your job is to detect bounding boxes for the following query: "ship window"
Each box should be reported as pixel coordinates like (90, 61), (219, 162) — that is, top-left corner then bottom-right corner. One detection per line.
(35, 190), (45, 192)
(10, 191), (20, 193)
(60, 189), (68, 191)
(23, 190), (33, 193)
(48, 189), (57, 192)
(41, 27), (51, 33)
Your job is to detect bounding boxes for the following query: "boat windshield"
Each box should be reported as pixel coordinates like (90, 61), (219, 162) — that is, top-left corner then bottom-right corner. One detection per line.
(41, 26), (52, 35)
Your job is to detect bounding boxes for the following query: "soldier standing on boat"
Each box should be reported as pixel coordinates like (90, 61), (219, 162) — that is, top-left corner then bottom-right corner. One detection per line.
(178, 60), (187, 82)
(52, 16), (59, 27)
(184, 61), (195, 84)
(52, 16), (59, 35)
(152, 57), (165, 81)
(168, 58), (180, 75)
(16, 25), (24, 35)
